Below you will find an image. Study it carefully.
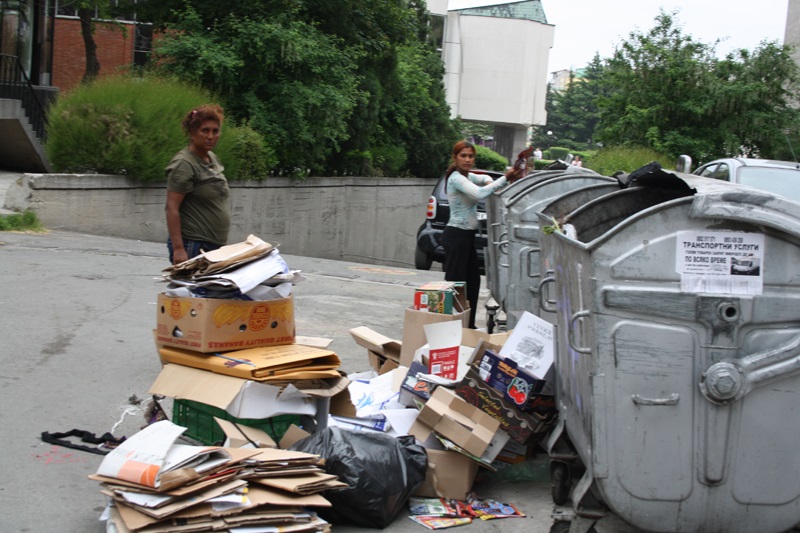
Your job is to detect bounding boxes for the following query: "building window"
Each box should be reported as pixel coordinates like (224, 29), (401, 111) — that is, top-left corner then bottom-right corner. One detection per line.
(55, 0), (138, 23)
(429, 14), (445, 54)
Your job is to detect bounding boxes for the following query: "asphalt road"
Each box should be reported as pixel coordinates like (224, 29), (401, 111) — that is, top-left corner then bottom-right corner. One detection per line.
(0, 230), (641, 533)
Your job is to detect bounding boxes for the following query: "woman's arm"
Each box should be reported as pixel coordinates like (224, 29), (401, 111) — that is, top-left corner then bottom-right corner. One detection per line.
(449, 172), (507, 201)
(165, 190), (188, 265)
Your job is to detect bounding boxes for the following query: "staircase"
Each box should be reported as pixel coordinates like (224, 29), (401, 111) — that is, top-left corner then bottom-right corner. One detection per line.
(0, 54), (51, 173)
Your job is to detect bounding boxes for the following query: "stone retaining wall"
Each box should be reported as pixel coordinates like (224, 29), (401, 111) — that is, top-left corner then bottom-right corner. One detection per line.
(5, 174), (436, 268)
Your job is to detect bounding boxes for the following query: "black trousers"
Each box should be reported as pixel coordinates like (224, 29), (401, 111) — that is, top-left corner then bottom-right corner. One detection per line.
(442, 226), (480, 329)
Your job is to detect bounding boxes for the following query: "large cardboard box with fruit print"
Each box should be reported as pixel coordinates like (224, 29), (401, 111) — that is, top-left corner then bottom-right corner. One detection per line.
(454, 340), (557, 445)
(155, 293), (295, 353)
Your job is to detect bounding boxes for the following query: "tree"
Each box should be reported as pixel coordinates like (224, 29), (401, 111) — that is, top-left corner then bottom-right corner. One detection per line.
(591, 10), (800, 163)
(594, 10), (721, 159)
(712, 42), (800, 160)
(148, 0), (456, 177)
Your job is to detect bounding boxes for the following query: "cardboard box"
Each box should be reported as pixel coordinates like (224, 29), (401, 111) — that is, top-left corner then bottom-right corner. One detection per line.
(409, 387), (500, 458)
(349, 326), (402, 374)
(423, 321), (461, 380)
(477, 348), (548, 409)
(413, 449), (479, 501)
(455, 341), (557, 445)
(155, 293), (295, 353)
(413, 281), (468, 314)
(149, 363), (318, 419)
(156, 343), (341, 382)
(400, 307), (469, 366)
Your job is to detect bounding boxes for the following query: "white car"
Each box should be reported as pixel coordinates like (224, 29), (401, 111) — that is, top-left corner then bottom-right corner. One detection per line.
(692, 158), (800, 202)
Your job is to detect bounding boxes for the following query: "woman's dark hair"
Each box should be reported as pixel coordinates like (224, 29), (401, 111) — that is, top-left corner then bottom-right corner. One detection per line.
(181, 104), (224, 135)
(446, 140), (476, 176)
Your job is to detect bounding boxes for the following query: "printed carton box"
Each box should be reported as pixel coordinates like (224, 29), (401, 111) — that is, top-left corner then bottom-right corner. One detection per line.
(155, 293), (295, 353)
(455, 341), (557, 444)
(413, 281), (468, 315)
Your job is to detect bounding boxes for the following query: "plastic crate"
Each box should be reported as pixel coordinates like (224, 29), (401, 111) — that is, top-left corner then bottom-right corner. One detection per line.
(172, 399), (301, 445)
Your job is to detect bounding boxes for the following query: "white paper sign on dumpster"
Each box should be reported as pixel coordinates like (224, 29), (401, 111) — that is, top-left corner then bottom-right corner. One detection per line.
(675, 230), (764, 295)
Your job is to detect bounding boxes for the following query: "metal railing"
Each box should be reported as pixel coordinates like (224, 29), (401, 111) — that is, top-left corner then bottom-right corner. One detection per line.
(0, 54), (48, 140)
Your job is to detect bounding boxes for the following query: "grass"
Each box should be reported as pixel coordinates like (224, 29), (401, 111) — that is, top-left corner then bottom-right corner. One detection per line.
(0, 210), (45, 232)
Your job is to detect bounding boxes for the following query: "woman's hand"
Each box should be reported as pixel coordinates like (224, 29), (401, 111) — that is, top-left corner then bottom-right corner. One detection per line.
(506, 167), (524, 184)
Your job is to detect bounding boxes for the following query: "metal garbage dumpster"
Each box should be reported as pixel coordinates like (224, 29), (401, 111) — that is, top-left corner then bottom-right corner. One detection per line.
(501, 174), (617, 330)
(540, 171), (800, 533)
(484, 167), (601, 328)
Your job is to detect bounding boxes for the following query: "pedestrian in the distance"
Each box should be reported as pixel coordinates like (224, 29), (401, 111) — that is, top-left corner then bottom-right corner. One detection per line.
(165, 104), (230, 265)
(572, 155), (583, 167)
(442, 140), (523, 329)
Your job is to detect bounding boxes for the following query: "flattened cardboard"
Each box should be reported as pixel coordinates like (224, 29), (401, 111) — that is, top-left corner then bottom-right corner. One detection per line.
(156, 343), (340, 381)
(409, 387), (500, 458)
(400, 307), (468, 367)
(155, 293), (295, 353)
(413, 449), (479, 501)
(148, 363), (317, 419)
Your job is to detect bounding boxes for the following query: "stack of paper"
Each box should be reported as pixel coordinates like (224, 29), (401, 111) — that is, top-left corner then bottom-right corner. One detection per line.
(91, 421), (337, 533)
(162, 234), (305, 300)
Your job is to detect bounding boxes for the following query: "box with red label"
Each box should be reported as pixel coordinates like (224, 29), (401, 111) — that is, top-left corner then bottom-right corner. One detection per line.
(477, 348), (548, 411)
(155, 293), (295, 353)
(413, 281), (468, 315)
(455, 341), (557, 444)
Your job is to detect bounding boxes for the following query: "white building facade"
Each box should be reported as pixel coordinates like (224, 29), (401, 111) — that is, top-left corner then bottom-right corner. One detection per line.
(428, 1), (554, 160)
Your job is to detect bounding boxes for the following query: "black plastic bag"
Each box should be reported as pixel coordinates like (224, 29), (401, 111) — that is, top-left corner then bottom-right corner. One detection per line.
(290, 427), (428, 528)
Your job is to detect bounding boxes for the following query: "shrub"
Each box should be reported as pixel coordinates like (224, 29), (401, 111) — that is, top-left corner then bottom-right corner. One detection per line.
(475, 145), (508, 171)
(548, 146), (570, 161)
(589, 146), (674, 176)
(45, 75), (276, 181)
(0, 210), (44, 232)
(220, 124), (277, 181)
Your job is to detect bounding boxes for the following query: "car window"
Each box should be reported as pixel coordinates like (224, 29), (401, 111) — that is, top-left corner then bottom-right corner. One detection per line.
(737, 167), (800, 202)
(697, 164), (718, 178)
(715, 163), (730, 181)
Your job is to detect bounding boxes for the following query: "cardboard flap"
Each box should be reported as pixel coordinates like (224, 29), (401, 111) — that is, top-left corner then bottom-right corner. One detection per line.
(349, 326), (402, 361)
(148, 364), (250, 410)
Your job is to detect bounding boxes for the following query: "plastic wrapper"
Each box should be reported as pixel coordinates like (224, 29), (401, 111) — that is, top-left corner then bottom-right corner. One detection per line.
(290, 427), (427, 528)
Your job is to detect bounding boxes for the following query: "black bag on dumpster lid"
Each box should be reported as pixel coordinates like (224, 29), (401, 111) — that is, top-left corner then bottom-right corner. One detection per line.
(289, 427), (427, 528)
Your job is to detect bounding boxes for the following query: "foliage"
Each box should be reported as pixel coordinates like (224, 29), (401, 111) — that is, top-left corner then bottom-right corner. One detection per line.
(539, 10), (800, 165)
(548, 146), (570, 161)
(589, 146), (674, 176)
(222, 123), (278, 181)
(474, 145), (508, 171)
(148, 1), (456, 178)
(541, 56), (604, 148)
(45, 75), (275, 180)
(0, 210), (44, 232)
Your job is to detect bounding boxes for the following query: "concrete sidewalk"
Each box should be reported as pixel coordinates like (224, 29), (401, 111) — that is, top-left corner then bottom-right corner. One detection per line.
(0, 230), (641, 533)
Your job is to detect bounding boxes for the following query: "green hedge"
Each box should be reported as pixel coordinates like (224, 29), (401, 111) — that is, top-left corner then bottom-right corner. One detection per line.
(475, 145), (509, 171)
(46, 75), (276, 181)
(589, 146), (673, 176)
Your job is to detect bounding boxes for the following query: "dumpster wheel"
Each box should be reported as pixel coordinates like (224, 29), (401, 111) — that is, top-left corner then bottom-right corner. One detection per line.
(551, 460), (571, 505)
(549, 521), (597, 533)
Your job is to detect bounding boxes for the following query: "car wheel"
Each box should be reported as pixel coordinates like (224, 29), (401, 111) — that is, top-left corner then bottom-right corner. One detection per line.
(414, 246), (433, 270)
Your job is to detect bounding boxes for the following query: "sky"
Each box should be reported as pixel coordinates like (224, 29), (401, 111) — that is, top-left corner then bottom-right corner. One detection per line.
(449, 0), (791, 74)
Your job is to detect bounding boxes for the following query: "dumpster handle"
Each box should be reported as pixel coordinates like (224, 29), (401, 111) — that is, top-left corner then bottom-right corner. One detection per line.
(497, 235), (510, 268)
(538, 275), (556, 313)
(632, 393), (679, 406)
(569, 309), (591, 354)
(489, 222), (503, 245)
